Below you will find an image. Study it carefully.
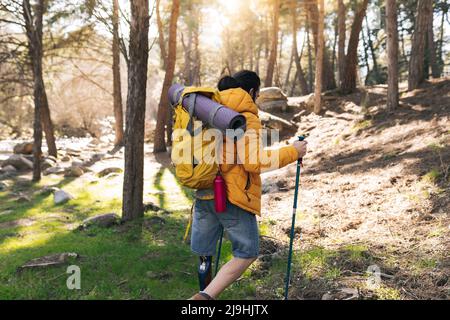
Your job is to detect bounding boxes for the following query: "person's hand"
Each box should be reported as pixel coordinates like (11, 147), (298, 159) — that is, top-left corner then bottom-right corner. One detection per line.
(293, 140), (308, 158)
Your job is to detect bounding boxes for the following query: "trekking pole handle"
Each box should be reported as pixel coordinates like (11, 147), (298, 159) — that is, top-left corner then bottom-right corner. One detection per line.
(297, 135), (305, 164)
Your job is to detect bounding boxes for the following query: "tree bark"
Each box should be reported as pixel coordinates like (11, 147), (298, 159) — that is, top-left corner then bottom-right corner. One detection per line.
(292, 3), (309, 95)
(314, 0), (324, 114)
(122, 0), (149, 221)
(306, 16), (314, 93)
(156, 0), (167, 69)
(264, 0), (280, 87)
(341, 0), (369, 94)
(386, 0), (399, 111)
(154, 0), (180, 153)
(23, 0), (45, 181)
(307, 0), (336, 91)
(427, 16), (439, 78)
(112, 0), (124, 147)
(408, 0), (433, 91)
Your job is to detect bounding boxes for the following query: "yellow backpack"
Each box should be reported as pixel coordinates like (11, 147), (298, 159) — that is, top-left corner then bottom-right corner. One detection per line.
(170, 87), (221, 190)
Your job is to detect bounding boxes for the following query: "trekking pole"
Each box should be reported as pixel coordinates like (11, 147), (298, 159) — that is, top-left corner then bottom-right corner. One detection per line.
(215, 226), (224, 276)
(284, 135), (305, 300)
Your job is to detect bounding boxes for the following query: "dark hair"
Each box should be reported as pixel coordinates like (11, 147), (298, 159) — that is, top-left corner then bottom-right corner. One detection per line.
(218, 70), (261, 94)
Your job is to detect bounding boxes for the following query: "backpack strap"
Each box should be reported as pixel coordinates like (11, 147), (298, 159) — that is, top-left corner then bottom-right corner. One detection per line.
(186, 93), (197, 136)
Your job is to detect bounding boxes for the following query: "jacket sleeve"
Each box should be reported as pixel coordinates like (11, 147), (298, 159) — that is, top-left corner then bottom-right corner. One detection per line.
(233, 112), (299, 174)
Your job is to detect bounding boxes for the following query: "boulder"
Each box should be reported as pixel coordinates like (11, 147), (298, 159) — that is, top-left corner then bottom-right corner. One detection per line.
(43, 166), (65, 176)
(54, 189), (74, 204)
(287, 93), (315, 111)
(257, 87), (288, 101)
(1, 154), (33, 171)
(64, 166), (84, 178)
(13, 142), (33, 155)
(61, 155), (71, 162)
(97, 167), (123, 178)
(258, 111), (298, 138)
(66, 148), (81, 156)
(256, 87), (289, 112)
(41, 159), (55, 171)
(258, 100), (289, 112)
(0, 165), (17, 174)
(78, 213), (120, 229)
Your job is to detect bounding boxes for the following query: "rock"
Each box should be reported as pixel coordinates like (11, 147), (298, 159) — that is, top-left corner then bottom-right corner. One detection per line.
(322, 288), (359, 300)
(18, 252), (78, 271)
(256, 87), (288, 112)
(257, 87), (288, 101)
(2, 154), (33, 171)
(43, 166), (65, 176)
(97, 167), (123, 178)
(39, 186), (60, 195)
(91, 153), (106, 162)
(66, 148), (81, 156)
(0, 181), (8, 191)
(16, 194), (31, 202)
(71, 160), (84, 167)
(41, 159), (55, 171)
(287, 93), (315, 111)
(64, 166), (84, 177)
(258, 100), (289, 112)
(46, 156), (58, 163)
(54, 190), (74, 204)
(61, 155), (71, 162)
(292, 110), (307, 123)
(13, 142), (33, 155)
(89, 138), (101, 145)
(258, 111), (298, 138)
(78, 213), (120, 229)
(0, 165), (17, 174)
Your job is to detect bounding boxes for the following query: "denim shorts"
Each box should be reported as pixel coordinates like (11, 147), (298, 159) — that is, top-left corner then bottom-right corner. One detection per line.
(191, 199), (259, 259)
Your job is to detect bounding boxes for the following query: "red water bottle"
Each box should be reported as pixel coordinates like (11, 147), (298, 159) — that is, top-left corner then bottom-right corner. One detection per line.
(214, 174), (226, 213)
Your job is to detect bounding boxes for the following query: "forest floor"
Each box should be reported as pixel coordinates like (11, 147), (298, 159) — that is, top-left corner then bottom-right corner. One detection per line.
(0, 78), (448, 299)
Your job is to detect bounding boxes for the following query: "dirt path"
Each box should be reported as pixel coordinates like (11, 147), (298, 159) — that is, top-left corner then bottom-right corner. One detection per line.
(260, 79), (450, 299)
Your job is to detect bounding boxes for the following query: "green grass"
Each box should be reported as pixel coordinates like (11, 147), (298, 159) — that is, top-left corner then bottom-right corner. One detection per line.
(0, 172), (231, 300)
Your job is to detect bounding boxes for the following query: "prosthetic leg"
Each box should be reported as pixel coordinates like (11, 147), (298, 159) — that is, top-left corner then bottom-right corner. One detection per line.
(198, 256), (212, 291)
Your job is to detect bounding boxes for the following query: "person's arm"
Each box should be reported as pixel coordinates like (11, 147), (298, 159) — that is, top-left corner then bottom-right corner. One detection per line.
(235, 113), (303, 174)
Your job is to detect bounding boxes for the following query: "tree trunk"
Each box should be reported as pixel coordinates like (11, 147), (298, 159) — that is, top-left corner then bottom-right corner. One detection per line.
(112, 0), (124, 147)
(292, 4), (309, 95)
(122, 0), (149, 221)
(284, 47), (294, 91)
(156, 0), (167, 69)
(361, 23), (371, 84)
(22, 0), (57, 159)
(427, 17), (439, 78)
(386, 0), (399, 111)
(23, 0), (45, 181)
(408, 0), (433, 91)
(264, 0), (280, 87)
(314, 0), (324, 114)
(306, 15), (314, 93)
(365, 16), (380, 81)
(307, 0), (336, 91)
(154, 0), (180, 153)
(437, 6), (446, 75)
(338, 0), (346, 88)
(341, 0), (369, 94)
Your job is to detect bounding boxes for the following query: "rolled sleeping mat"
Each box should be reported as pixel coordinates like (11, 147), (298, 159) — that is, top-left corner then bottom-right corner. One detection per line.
(168, 84), (246, 133)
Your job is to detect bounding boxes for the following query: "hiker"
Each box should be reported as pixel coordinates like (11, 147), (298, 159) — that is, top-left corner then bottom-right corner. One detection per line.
(189, 70), (308, 300)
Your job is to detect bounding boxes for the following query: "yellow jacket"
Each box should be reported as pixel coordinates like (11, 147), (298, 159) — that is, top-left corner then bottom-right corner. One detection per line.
(218, 88), (299, 216)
